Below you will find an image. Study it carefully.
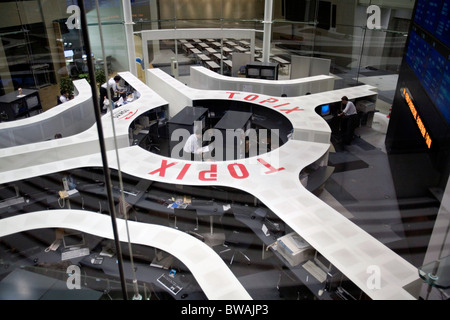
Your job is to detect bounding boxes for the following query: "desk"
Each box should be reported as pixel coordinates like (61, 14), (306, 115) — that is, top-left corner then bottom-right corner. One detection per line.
(183, 43), (195, 53)
(234, 46), (247, 53)
(205, 61), (220, 71)
(222, 47), (233, 55)
(271, 56), (290, 66)
(94, 253), (206, 300)
(213, 53), (226, 62)
(223, 60), (232, 69)
(205, 47), (217, 55)
(190, 48), (202, 55)
(239, 40), (250, 47)
(0, 210), (252, 300)
(232, 205), (334, 300)
(0, 89), (42, 122)
(197, 54), (211, 62)
(190, 201), (229, 247)
(0, 268), (102, 300)
(214, 110), (252, 160)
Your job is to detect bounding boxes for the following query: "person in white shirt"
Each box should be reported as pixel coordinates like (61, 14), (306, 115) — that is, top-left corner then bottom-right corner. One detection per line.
(183, 130), (203, 161)
(58, 90), (70, 104)
(99, 75), (125, 112)
(338, 96), (359, 145)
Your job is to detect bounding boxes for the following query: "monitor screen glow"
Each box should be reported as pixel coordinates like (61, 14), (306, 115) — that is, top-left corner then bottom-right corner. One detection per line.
(321, 105), (330, 116)
(64, 50), (74, 58)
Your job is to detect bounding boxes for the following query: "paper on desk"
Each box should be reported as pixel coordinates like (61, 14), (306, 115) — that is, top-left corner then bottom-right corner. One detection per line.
(201, 145), (210, 152)
(223, 204), (231, 211)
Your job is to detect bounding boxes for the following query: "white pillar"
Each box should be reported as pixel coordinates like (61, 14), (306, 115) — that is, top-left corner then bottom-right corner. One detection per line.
(262, 0), (273, 63)
(123, 0), (137, 76)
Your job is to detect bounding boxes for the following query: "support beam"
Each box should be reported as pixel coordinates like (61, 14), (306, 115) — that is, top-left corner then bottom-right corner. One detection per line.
(262, 0), (273, 63)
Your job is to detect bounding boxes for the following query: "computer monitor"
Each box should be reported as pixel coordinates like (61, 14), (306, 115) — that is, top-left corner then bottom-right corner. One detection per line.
(63, 232), (85, 249)
(314, 250), (333, 273)
(247, 68), (259, 77)
(261, 68), (275, 78)
(64, 50), (74, 58)
(26, 96), (39, 109)
(0, 184), (19, 201)
(320, 104), (330, 116)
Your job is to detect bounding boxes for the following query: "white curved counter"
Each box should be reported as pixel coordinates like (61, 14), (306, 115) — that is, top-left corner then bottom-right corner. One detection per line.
(0, 71), (419, 300)
(0, 80), (95, 148)
(0, 210), (252, 300)
(189, 66), (335, 97)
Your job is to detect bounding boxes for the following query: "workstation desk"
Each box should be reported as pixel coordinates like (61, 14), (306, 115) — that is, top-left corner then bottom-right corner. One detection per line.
(0, 209), (250, 300)
(0, 70), (419, 300)
(143, 68), (419, 300)
(0, 79), (94, 148)
(188, 65), (335, 98)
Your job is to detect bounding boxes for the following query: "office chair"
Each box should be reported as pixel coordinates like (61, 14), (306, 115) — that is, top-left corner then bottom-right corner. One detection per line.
(218, 211), (253, 265)
(172, 208), (199, 232)
(115, 196), (137, 221)
(146, 123), (160, 153)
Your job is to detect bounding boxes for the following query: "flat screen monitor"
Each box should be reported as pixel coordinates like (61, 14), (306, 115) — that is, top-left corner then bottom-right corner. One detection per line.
(261, 68), (274, 77)
(26, 96), (39, 109)
(321, 104), (330, 116)
(314, 250), (333, 273)
(63, 232), (85, 249)
(247, 68), (259, 76)
(0, 185), (19, 201)
(64, 50), (74, 58)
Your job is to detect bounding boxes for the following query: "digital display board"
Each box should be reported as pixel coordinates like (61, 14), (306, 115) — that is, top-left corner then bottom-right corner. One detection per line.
(405, 30), (430, 81)
(413, 0), (450, 47)
(422, 47), (446, 99)
(406, 1), (450, 127)
(435, 0), (450, 47)
(434, 61), (450, 125)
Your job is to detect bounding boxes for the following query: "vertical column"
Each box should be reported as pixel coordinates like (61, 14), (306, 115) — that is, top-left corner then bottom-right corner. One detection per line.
(262, 0), (273, 63)
(123, 0), (137, 76)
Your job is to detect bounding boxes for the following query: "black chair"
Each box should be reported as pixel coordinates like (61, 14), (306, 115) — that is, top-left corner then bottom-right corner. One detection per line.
(146, 123), (160, 153)
(218, 211), (253, 265)
(172, 208), (199, 232)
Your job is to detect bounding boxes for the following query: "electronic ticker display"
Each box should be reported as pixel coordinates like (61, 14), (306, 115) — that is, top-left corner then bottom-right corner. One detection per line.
(407, 0), (450, 126)
(434, 61), (450, 125)
(435, 0), (450, 47)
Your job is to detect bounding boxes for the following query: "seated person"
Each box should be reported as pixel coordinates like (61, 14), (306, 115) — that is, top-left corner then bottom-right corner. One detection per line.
(58, 90), (70, 104)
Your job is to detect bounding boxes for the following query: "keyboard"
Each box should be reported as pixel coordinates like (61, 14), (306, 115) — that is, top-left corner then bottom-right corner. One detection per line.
(61, 247), (90, 261)
(157, 273), (183, 295)
(302, 260), (327, 283)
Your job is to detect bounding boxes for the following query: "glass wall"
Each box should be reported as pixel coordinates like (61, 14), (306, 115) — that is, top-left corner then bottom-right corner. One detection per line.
(131, 0), (412, 111)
